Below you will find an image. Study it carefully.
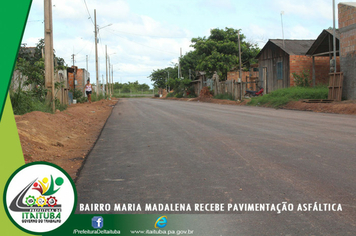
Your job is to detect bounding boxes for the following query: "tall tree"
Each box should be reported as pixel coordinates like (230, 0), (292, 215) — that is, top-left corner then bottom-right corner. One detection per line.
(191, 27), (260, 80)
(148, 66), (178, 89)
(180, 50), (200, 80)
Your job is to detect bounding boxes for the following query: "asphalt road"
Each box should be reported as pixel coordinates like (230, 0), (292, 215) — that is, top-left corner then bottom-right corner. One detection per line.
(76, 98), (356, 235)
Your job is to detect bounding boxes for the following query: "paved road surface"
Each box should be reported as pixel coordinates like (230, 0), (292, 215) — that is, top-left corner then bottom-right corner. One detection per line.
(76, 98), (356, 235)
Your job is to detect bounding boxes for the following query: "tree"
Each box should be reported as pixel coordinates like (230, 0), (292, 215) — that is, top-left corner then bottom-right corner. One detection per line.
(191, 27), (260, 80)
(180, 50), (200, 80)
(149, 66), (178, 89)
(18, 38), (66, 68)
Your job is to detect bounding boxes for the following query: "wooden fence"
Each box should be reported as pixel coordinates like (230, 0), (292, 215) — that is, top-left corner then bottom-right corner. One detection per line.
(213, 80), (248, 100)
(328, 72), (343, 101)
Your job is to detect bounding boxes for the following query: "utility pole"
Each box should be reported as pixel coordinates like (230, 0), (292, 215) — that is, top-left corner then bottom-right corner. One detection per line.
(179, 48), (182, 79)
(105, 45), (108, 95)
(238, 30), (243, 101)
(86, 55), (88, 72)
(94, 9), (99, 96)
(102, 75), (104, 95)
(111, 65), (114, 94)
(108, 56), (111, 96)
(44, 0), (55, 112)
(281, 11), (285, 49)
(72, 54), (76, 91)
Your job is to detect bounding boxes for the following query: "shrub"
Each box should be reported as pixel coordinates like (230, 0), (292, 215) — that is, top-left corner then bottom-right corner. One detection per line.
(166, 93), (174, 98)
(214, 94), (235, 100)
(175, 93), (183, 98)
(293, 70), (311, 87)
(91, 93), (106, 102)
(70, 89), (84, 100)
(187, 94), (197, 98)
(10, 91), (52, 115)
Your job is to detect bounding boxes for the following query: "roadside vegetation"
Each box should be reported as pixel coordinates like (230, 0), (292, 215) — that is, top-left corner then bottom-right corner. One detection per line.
(248, 70), (328, 108)
(112, 81), (155, 98)
(149, 27), (260, 97)
(214, 94), (235, 100)
(247, 86), (328, 108)
(10, 39), (67, 115)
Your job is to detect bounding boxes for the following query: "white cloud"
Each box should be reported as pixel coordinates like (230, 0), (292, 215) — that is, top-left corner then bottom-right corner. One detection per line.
(200, 0), (236, 13)
(288, 25), (317, 39)
(23, 0), (194, 87)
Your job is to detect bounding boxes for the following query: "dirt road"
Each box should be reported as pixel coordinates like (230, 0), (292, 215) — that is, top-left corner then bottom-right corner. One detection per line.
(76, 98), (356, 235)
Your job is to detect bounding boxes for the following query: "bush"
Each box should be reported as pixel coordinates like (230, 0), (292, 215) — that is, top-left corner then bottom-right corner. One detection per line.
(91, 93), (106, 102)
(166, 93), (174, 98)
(70, 89), (84, 100)
(77, 96), (88, 103)
(214, 94), (235, 100)
(187, 94), (197, 98)
(175, 93), (183, 98)
(10, 91), (52, 115)
(293, 70), (311, 87)
(247, 86), (328, 108)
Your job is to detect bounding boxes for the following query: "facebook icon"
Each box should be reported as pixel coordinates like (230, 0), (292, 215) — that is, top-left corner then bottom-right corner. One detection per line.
(92, 216), (104, 229)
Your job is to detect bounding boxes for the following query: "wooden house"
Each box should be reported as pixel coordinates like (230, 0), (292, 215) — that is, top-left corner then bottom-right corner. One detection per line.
(256, 39), (317, 93)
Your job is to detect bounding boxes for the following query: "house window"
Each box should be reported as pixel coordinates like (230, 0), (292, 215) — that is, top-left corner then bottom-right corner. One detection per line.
(277, 62), (283, 80)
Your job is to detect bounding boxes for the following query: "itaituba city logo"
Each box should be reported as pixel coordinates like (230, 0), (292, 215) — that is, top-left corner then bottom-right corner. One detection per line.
(4, 162), (76, 234)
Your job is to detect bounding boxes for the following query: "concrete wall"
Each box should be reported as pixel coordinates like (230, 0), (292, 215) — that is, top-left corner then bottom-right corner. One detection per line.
(339, 3), (356, 99)
(11, 70), (33, 91)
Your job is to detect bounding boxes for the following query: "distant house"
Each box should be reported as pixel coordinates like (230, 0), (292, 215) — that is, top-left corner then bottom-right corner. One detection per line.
(256, 39), (331, 93)
(67, 66), (90, 95)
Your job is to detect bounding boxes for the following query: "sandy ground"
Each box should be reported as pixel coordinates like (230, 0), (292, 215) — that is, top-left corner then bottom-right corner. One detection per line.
(15, 99), (117, 181)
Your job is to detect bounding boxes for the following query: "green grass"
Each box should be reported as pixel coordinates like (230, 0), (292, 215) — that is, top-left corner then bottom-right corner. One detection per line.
(247, 86), (328, 108)
(91, 93), (107, 102)
(10, 91), (62, 115)
(214, 93), (235, 101)
(113, 91), (154, 98)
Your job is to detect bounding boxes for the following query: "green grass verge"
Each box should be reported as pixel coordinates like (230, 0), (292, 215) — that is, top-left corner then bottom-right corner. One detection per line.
(247, 86), (328, 108)
(214, 94), (235, 101)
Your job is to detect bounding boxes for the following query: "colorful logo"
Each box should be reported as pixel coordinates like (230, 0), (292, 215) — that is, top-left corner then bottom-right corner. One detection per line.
(92, 216), (104, 229)
(4, 162), (76, 234)
(154, 216), (167, 228)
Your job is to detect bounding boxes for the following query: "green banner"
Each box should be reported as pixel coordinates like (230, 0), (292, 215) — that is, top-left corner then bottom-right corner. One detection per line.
(0, 1), (32, 121)
(0, 1), (33, 235)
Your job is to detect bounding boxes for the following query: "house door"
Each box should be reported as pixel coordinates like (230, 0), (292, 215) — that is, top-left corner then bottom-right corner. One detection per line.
(261, 67), (267, 94)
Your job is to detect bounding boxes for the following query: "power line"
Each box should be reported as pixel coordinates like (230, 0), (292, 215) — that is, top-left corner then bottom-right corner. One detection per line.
(83, 0), (94, 25)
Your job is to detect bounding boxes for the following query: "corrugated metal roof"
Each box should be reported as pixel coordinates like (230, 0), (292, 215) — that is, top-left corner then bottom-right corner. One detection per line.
(306, 29), (340, 56)
(269, 39), (315, 55)
(256, 39), (315, 58)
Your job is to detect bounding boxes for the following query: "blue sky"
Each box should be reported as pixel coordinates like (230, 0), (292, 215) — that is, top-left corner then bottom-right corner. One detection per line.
(22, 0), (352, 87)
